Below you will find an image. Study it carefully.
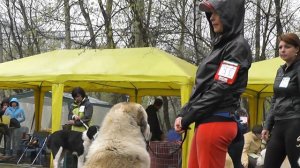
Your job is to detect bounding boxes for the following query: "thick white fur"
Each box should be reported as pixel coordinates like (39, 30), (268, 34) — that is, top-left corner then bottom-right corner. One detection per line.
(256, 149), (291, 168)
(84, 102), (151, 168)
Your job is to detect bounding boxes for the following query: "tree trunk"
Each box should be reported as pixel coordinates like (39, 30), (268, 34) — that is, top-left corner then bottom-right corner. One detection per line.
(128, 0), (149, 47)
(274, 0), (283, 57)
(6, 0), (23, 58)
(64, 0), (71, 49)
(19, 0), (34, 56)
(254, 0), (261, 61)
(98, 0), (115, 48)
(145, 0), (152, 45)
(78, 0), (97, 48)
(260, 0), (273, 61)
(162, 96), (171, 131)
(178, 0), (187, 59)
(0, 24), (3, 63)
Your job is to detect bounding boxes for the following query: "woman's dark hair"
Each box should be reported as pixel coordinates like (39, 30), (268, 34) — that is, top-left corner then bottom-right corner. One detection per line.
(154, 98), (163, 106)
(251, 125), (263, 135)
(1, 98), (10, 107)
(279, 33), (300, 56)
(71, 87), (86, 99)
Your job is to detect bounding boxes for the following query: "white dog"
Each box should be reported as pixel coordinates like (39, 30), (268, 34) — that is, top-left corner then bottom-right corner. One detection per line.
(84, 102), (151, 168)
(256, 149), (291, 168)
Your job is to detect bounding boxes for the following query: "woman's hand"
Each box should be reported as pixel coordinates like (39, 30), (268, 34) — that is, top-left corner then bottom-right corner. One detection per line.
(261, 129), (270, 141)
(174, 117), (184, 134)
(67, 120), (75, 125)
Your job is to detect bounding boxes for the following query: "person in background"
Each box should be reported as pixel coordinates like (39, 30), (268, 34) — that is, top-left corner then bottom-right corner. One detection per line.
(261, 33), (300, 167)
(174, 0), (252, 167)
(166, 128), (182, 143)
(0, 98), (10, 154)
(228, 107), (249, 168)
(66, 87), (93, 167)
(241, 125), (264, 168)
(4, 97), (25, 156)
(68, 87), (93, 132)
(0, 98), (9, 117)
(146, 98), (164, 141)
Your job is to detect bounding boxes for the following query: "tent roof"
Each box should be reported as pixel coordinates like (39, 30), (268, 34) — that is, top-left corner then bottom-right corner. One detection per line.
(0, 47), (196, 95)
(247, 57), (284, 94)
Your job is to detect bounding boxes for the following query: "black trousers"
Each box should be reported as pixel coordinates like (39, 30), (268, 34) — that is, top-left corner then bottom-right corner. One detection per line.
(228, 135), (244, 168)
(264, 119), (300, 168)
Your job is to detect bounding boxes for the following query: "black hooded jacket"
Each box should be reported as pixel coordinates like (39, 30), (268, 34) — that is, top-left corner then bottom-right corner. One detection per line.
(179, 0), (252, 130)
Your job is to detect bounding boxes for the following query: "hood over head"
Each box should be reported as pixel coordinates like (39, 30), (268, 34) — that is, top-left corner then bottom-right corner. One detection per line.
(199, 0), (245, 45)
(9, 97), (19, 106)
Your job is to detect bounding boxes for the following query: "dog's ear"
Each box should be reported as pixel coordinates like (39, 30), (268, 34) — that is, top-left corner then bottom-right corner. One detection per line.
(87, 125), (99, 140)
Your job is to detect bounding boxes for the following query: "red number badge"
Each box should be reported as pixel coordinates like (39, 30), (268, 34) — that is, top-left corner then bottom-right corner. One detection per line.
(214, 60), (240, 85)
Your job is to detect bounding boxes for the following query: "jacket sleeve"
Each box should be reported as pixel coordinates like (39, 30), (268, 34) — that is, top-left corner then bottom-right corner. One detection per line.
(81, 102), (93, 125)
(264, 95), (276, 131)
(241, 133), (251, 166)
(4, 108), (10, 116)
(68, 103), (75, 120)
(181, 42), (252, 129)
(298, 65), (300, 93)
(17, 109), (26, 123)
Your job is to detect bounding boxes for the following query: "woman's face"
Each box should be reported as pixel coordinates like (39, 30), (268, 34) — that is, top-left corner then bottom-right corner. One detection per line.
(11, 102), (17, 107)
(279, 40), (299, 65)
(210, 11), (223, 33)
(2, 103), (8, 111)
(74, 94), (83, 104)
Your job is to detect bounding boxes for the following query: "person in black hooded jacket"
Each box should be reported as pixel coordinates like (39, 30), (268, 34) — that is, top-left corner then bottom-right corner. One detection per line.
(174, 0), (252, 167)
(261, 33), (300, 168)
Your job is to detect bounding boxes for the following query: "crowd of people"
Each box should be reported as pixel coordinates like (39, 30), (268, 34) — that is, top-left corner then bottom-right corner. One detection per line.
(171, 0), (300, 167)
(0, 97), (26, 158)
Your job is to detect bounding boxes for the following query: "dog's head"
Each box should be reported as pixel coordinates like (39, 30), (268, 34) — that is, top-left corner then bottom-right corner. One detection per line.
(108, 102), (151, 141)
(86, 125), (100, 140)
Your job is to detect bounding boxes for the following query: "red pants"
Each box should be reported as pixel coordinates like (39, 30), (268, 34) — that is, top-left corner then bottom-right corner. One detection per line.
(188, 122), (237, 168)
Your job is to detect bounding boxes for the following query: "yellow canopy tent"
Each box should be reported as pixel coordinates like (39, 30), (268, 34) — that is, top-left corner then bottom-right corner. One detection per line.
(245, 57), (284, 126)
(0, 47), (196, 167)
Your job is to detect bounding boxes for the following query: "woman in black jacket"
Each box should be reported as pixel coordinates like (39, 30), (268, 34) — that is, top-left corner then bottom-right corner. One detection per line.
(261, 33), (300, 168)
(174, 0), (252, 167)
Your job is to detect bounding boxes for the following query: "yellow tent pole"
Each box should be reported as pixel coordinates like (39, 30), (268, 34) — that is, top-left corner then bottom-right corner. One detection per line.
(50, 83), (64, 168)
(33, 89), (41, 131)
(180, 84), (193, 168)
(248, 95), (258, 128)
(33, 89), (46, 131)
(257, 96), (265, 126)
(39, 91), (46, 130)
(136, 96), (142, 104)
(51, 83), (64, 132)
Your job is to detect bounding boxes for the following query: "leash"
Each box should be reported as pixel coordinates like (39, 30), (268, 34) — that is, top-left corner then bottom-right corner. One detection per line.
(79, 119), (89, 130)
(147, 129), (188, 158)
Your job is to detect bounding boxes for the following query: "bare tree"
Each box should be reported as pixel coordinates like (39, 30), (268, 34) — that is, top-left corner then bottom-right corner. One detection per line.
(6, 0), (23, 58)
(127, 0), (149, 47)
(162, 96), (171, 130)
(64, 0), (71, 49)
(98, 0), (115, 48)
(274, 0), (283, 57)
(260, 0), (274, 60)
(254, 0), (261, 61)
(0, 24), (3, 62)
(78, 0), (97, 48)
